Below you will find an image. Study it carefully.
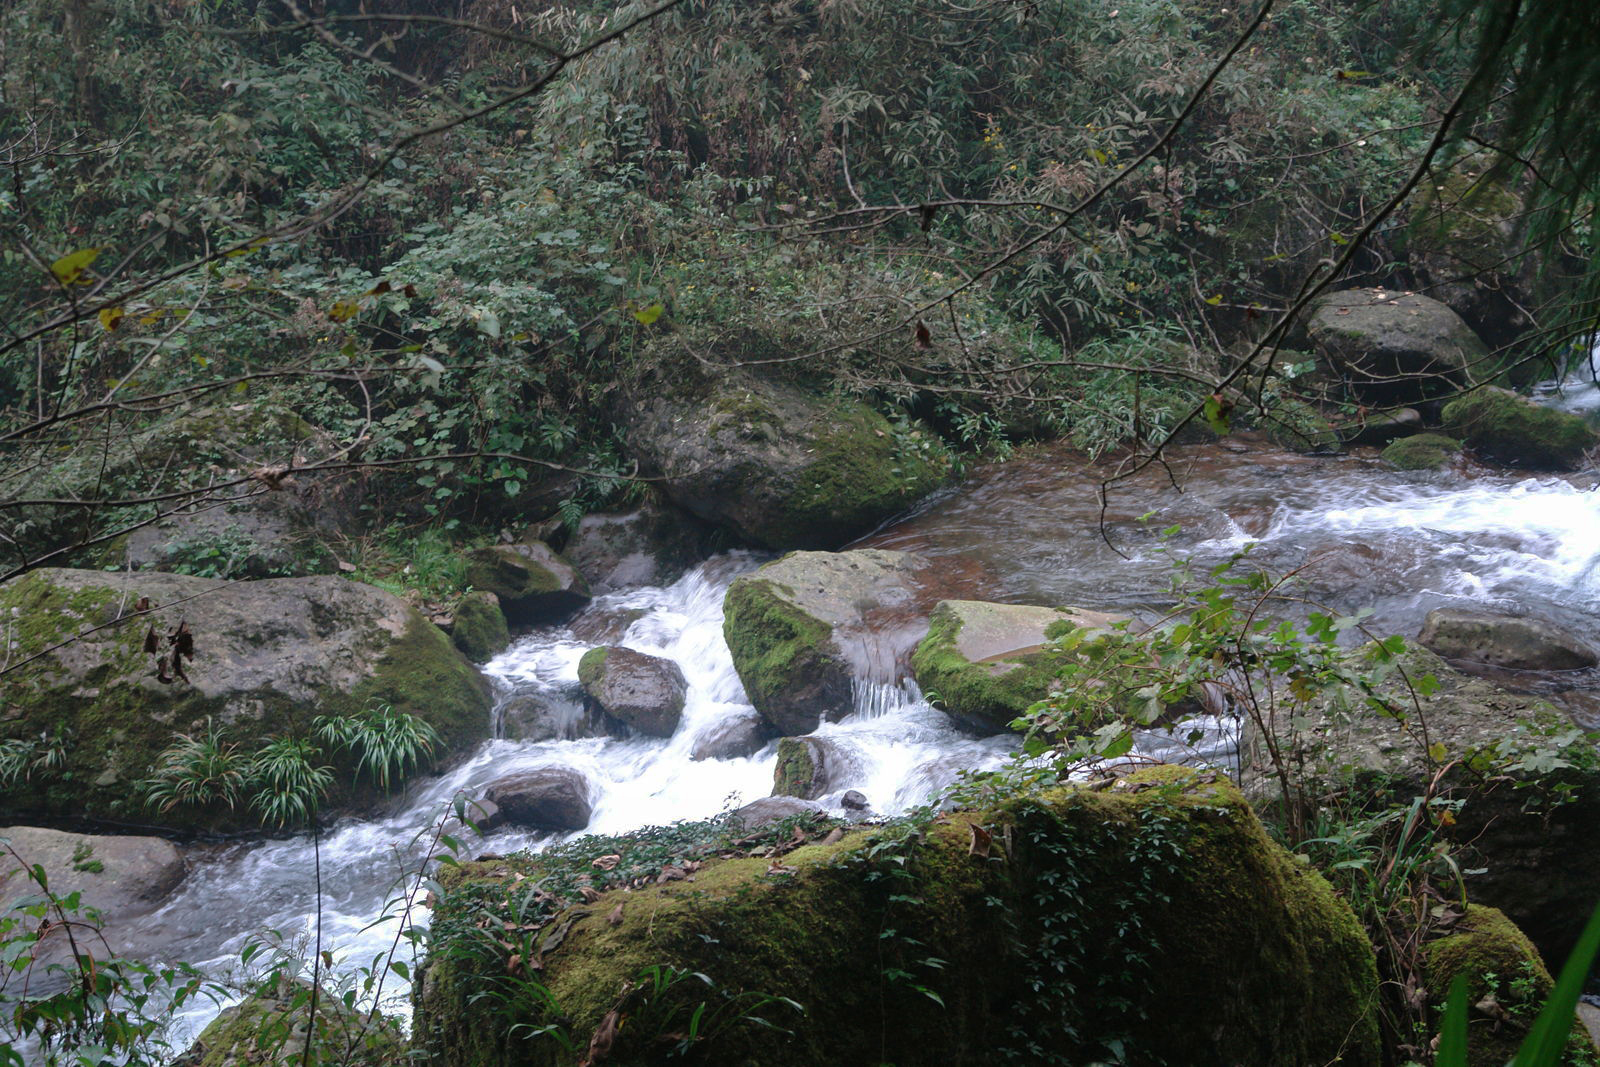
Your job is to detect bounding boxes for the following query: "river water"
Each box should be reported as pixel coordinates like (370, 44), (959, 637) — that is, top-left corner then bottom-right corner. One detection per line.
(123, 404), (1599, 1054)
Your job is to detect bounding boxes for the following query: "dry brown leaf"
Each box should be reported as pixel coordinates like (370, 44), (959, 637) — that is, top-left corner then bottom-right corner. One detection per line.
(592, 854), (622, 871)
(606, 902), (625, 926)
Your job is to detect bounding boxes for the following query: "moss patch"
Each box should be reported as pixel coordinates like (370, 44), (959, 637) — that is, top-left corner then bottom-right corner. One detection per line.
(910, 603), (1066, 734)
(771, 737), (817, 797)
(416, 768), (1381, 1067)
(450, 593), (509, 663)
(1382, 433), (1462, 470)
(173, 979), (406, 1066)
(721, 576), (847, 732)
(1442, 387), (1596, 470)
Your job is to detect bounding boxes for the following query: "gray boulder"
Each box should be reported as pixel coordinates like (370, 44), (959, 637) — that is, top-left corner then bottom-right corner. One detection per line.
(0, 568), (492, 831)
(722, 549), (932, 734)
(484, 768), (593, 832)
(577, 646), (688, 738)
(1418, 608), (1598, 671)
(0, 827), (185, 917)
(498, 687), (606, 743)
(463, 541), (590, 624)
(1307, 289), (1482, 404)
(690, 710), (772, 761)
(726, 796), (827, 831)
(624, 368), (952, 550)
(563, 498), (722, 594)
(773, 736), (861, 800)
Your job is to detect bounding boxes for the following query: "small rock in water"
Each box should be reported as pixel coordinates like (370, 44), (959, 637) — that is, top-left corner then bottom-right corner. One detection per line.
(690, 710), (772, 761)
(1417, 608), (1599, 671)
(484, 767), (593, 831)
(577, 645), (688, 737)
(840, 790), (870, 812)
(727, 796), (826, 831)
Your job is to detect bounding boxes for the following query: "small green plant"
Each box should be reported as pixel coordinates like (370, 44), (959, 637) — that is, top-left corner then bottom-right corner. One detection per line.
(68, 843), (103, 875)
(139, 718), (250, 813)
(315, 704), (440, 792)
(247, 737), (334, 829)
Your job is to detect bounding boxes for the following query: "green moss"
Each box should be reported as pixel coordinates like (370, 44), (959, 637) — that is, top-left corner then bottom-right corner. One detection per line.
(450, 594), (509, 663)
(1442, 388), (1596, 469)
(778, 408), (952, 548)
(772, 737), (816, 797)
(721, 577), (835, 716)
(1382, 433), (1462, 470)
(418, 768), (1381, 1067)
(909, 604), (1062, 733)
(1424, 905), (1594, 1067)
(1407, 173), (1522, 264)
(342, 614), (491, 757)
(576, 646), (610, 692)
(464, 545), (563, 599)
(175, 979), (406, 1066)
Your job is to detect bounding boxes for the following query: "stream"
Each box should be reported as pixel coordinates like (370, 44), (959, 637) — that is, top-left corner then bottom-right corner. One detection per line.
(125, 385), (1600, 1054)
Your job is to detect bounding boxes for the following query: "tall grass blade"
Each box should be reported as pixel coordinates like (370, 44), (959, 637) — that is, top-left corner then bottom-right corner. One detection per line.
(1510, 899), (1600, 1067)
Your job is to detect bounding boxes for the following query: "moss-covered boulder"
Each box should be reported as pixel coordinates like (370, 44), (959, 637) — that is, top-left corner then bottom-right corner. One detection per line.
(623, 367), (953, 550)
(771, 735), (859, 800)
(1441, 386), (1596, 469)
(415, 767), (1381, 1067)
(172, 978), (407, 1066)
(722, 550), (931, 734)
(450, 590), (510, 663)
(1381, 432), (1462, 470)
(1241, 645), (1600, 961)
(576, 645), (687, 737)
(1306, 289), (1482, 404)
(0, 569), (492, 831)
(910, 600), (1125, 735)
(463, 541), (590, 624)
(1418, 608), (1598, 671)
(1423, 905), (1592, 1067)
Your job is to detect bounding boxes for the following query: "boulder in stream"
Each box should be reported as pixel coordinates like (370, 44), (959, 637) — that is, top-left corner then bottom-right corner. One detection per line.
(419, 767), (1381, 1067)
(690, 710), (772, 761)
(577, 646), (688, 738)
(772, 736), (860, 800)
(723, 549), (931, 735)
(1417, 608), (1598, 671)
(562, 497), (723, 594)
(1441, 386), (1597, 470)
(463, 541), (591, 624)
(1380, 432), (1461, 470)
(623, 367), (953, 550)
(483, 767), (593, 832)
(0, 569), (492, 831)
(0, 826), (185, 918)
(1306, 289), (1481, 404)
(726, 795), (827, 830)
(911, 599), (1126, 735)
(450, 590), (510, 663)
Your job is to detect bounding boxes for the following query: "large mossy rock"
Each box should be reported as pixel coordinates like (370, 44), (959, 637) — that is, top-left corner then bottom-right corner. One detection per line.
(1441, 387), (1596, 470)
(1306, 289), (1482, 404)
(0, 569), (492, 831)
(1381, 432), (1462, 470)
(1242, 645), (1600, 961)
(576, 645), (688, 737)
(415, 767), (1381, 1067)
(172, 978), (407, 1067)
(624, 368), (953, 551)
(450, 591), (510, 663)
(910, 600), (1125, 735)
(463, 541), (591, 624)
(722, 550), (930, 735)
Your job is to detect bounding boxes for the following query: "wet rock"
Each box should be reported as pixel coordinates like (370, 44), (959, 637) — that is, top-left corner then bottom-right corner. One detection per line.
(840, 790), (870, 812)
(911, 600), (1125, 735)
(484, 768), (593, 831)
(0, 827), (185, 918)
(463, 541), (591, 624)
(1339, 407), (1423, 446)
(0, 569), (492, 831)
(1441, 386), (1596, 470)
(726, 796), (827, 830)
(577, 646), (688, 738)
(1380, 433), (1461, 470)
(773, 736), (860, 800)
(450, 590), (509, 663)
(568, 605), (648, 645)
(563, 497), (723, 594)
(499, 687), (606, 743)
(1241, 645), (1600, 961)
(623, 366), (953, 550)
(690, 710), (771, 761)
(1306, 289), (1481, 404)
(723, 549), (931, 734)
(1417, 608), (1598, 671)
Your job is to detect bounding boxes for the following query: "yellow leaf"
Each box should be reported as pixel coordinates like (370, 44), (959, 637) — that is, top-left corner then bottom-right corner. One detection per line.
(97, 306), (125, 332)
(139, 309), (166, 326)
(1427, 741), (1447, 763)
(328, 298), (361, 323)
(632, 302), (665, 326)
(51, 247), (101, 286)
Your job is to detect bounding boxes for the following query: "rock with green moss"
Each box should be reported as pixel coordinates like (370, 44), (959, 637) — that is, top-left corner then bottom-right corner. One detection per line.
(1381, 432), (1462, 470)
(1242, 645), (1600, 961)
(415, 767), (1381, 1067)
(0, 569), (492, 831)
(771, 736), (858, 799)
(172, 977), (406, 1066)
(1441, 387), (1596, 469)
(722, 550), (931, 734)
(623, 367), (953, 550)
(464, 541), (590, 624)
(910, 600), (1124, 734)
(1424, 905), (1594, 1067)
(1307, 289), (1483, 404)
(451, 590), (510, 662)
(576, 645), (687, 737)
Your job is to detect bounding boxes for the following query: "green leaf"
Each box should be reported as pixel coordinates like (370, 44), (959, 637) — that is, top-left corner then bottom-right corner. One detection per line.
(1202, 394), (1232, 436)
(1428, 741), (1448, 763)
(50, 247), (101, 286)
(632, 301), (666, 325)
(1435, 977), (1469, 1066)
